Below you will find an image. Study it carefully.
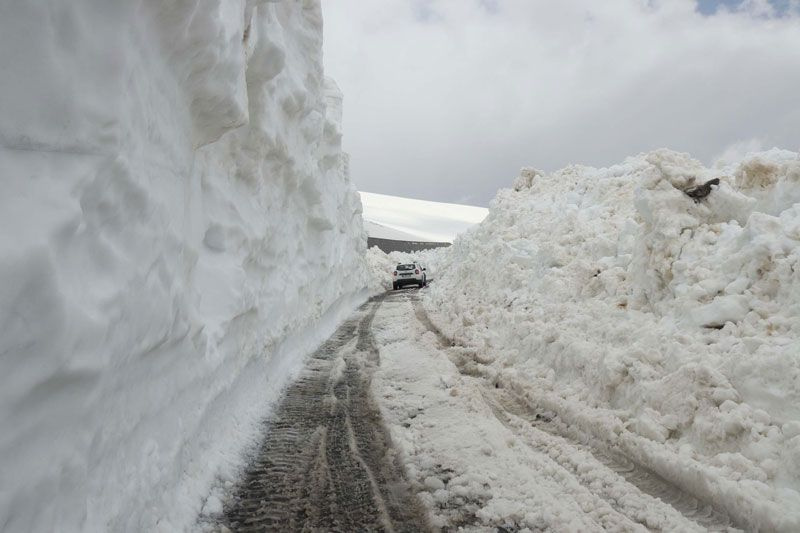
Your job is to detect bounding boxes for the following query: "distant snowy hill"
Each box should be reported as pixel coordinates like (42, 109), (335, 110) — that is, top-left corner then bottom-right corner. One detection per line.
(363, 219), (430, 241)
(359, 191), (488, 243)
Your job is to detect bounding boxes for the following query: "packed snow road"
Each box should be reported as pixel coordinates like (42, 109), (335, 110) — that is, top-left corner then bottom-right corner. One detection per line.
(211, 289), (737, 532)
(372, 291), (738, 531)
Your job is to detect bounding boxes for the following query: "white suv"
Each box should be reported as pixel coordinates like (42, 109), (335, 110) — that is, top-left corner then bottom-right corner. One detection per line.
(392, 262), (427, 290)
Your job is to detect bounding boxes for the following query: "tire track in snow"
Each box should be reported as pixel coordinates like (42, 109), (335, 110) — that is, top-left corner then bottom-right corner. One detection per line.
(484, 389), (733, 532)
(409, 292), (735, 532)
(215, 296), (430, 532)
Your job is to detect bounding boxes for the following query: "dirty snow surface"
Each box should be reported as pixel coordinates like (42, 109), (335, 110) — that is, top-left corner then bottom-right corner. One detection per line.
(422, 149), (800, 531)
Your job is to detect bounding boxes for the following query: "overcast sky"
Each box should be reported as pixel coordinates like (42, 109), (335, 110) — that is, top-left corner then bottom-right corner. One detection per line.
(323, 0), (800, 206)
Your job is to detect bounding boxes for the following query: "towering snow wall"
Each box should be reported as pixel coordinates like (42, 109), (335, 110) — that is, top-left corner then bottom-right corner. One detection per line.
(427, 149), (800, 530)
(0, 1), (367, 530)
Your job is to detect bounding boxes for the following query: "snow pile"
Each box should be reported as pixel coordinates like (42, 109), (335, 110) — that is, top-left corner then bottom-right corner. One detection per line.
(366, 246), (398, 292)
(426, 148), (800, 530)
(373, 296), (709, 531)
(0, 1), (366, 531)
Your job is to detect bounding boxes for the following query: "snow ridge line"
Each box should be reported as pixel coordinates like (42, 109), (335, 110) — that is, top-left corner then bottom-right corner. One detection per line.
(411, 295), (780, 532)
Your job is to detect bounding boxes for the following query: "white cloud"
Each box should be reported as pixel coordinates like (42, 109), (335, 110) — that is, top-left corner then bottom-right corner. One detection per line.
(323, 0), (800, 205)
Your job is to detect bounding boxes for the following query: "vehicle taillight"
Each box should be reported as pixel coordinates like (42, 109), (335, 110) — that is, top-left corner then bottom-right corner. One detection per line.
(393, 271), (397, 276)
(415, 269), (420, 274)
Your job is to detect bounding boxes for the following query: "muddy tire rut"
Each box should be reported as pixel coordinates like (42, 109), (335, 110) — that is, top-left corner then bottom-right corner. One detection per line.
(216, 296), (429, 532)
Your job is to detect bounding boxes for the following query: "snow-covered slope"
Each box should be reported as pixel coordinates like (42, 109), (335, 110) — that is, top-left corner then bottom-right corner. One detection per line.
(0, 2), (367, 531)
(364, 220), (430, 241)
(426, 149), (800, 531)
(360, 191), (488, 243)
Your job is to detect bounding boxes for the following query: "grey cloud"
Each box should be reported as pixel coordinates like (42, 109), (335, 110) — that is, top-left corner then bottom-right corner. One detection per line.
(323, 0), (800, 206)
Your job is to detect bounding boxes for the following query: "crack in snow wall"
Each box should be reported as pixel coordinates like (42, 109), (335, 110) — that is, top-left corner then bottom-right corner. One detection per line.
(0, 1), (368, 531)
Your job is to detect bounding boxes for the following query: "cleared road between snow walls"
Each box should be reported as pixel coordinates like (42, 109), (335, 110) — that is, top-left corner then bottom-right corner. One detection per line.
(202, 288), (737, 531)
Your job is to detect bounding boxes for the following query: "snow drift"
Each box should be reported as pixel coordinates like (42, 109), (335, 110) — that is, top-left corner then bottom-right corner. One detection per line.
(426, 148), (800, 530)
(0, 1), (367, 531)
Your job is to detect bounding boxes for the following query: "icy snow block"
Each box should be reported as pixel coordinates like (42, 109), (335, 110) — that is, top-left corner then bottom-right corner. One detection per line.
(687, 294), (750, 328)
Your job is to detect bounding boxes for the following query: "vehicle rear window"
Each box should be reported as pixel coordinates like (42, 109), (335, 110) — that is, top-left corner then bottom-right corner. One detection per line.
(396, 264), (415, 271)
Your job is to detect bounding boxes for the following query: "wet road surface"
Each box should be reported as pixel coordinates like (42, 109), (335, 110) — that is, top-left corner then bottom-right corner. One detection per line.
(217, 295), (430, 532)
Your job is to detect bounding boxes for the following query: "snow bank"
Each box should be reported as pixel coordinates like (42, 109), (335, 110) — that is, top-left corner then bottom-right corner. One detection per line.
(366, 247), (397, 293)
(373, 297), (708, 531)
(0, 1), (367, 531)
(427, 148), (800, 530)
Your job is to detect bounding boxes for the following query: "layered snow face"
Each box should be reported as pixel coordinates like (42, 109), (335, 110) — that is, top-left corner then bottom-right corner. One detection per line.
(0, 1), (366, 531)
(366, 247), (398, 293)
(427, 149), (800, 530)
